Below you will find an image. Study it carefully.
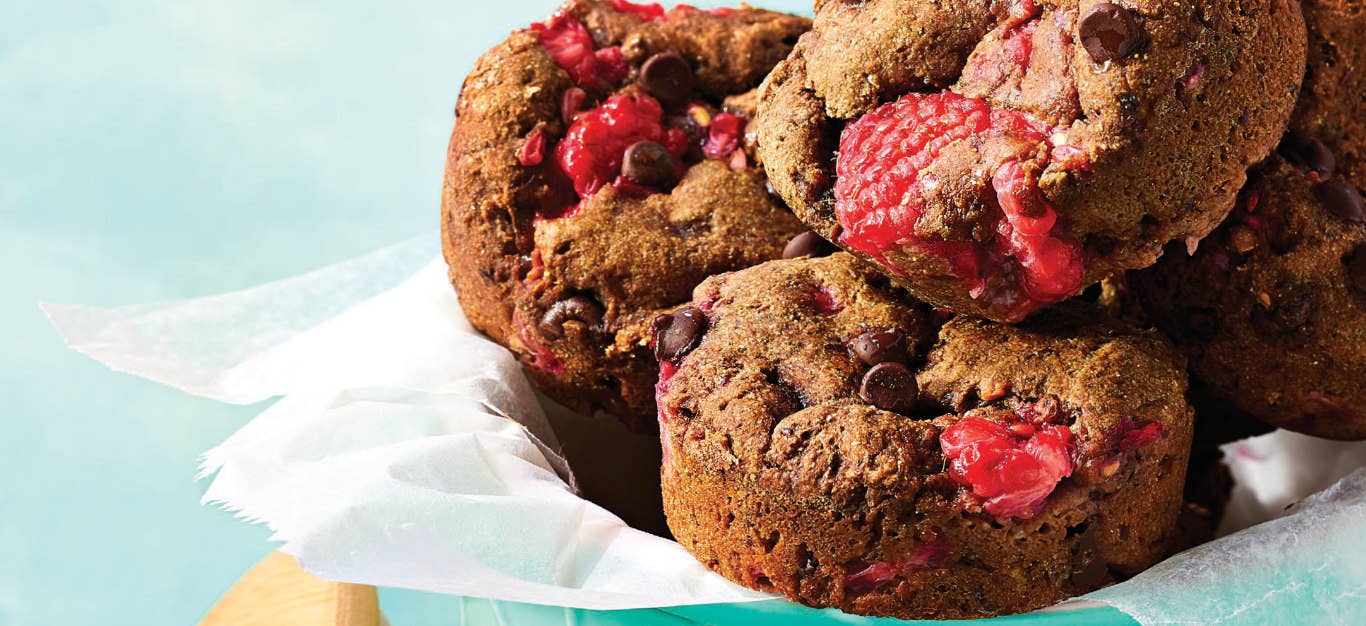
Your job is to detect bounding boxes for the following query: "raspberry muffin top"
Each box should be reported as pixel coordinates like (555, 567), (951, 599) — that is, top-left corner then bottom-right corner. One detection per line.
(657, 253), (1193, 618)
(442, 0), (810, 427)
(755, 0), (1305, 322)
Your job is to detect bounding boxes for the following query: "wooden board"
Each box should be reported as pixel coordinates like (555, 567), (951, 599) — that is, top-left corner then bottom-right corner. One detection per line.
(199, 552), (381, 626)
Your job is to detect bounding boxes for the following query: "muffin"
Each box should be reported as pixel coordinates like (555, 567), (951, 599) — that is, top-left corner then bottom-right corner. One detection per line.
(442, 0), (810, 428)
(1131, 0), (1365, 440)
(657, 254), (1194, 618)
(755, 0), (1305, 322)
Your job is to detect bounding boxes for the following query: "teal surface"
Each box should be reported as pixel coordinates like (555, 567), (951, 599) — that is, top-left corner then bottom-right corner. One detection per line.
(0, 2), (1138, 625)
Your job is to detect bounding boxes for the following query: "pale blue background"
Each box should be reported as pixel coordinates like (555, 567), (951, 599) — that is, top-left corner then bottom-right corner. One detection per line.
(0, 2), (1137, 625)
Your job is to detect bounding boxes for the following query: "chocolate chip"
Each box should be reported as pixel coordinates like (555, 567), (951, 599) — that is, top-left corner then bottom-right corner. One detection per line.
(1250, 285), (1316, 335)
(1279, 133), (1336, 178)
(1079, 3), (1143, 63)
(638, 52), (693, 105)
(621, 140), (678, 188)
(538, 295), (604, 339)
(859, 362), (918, 412)
(1347, 245), (1366, 294)
(651, 306), (705, 362)
(1316, 178), (1365, 224)
(561, 87), (586, 126)
(848, 330), (909, 366)
(782, 231), (838, 259)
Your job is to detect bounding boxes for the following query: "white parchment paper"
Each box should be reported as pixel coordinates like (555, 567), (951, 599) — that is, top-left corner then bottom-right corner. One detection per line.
(45, 235), (1366, 623)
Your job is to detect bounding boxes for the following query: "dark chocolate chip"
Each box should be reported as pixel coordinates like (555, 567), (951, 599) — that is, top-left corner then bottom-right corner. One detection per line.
(782, 231), (838, 259)
(848, 330), (909, 366)
(1347, 245), (1366, 294)
(651, 306), (705, 362)
(561, 87), (586, 126)
(638, 52), (693, 105)
(1079, 3), (1143, 63)
(621, 140), (678, 188)
(859, 362), (918, 412)
(1279, 133), (1336, 178)
(538, 295), (604, 339)
(1250, 285), (1315, 335)
(1316, 178), (1365, 224)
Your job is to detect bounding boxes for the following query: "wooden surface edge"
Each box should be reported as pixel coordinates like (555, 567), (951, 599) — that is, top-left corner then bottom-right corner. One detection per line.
(199, 551), (381, 626)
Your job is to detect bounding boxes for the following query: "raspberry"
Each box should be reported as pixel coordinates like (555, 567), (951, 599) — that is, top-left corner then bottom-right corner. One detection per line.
(993, 161), (1084, 300)
(517, 128), (548, 167)
(616, 2), (736, 20)
(811, 286), (842, 315)
(656, 359), (679, 463)
(940, 414), (1075, 520)
(533, 14), (628, 88)
(960, 19), (1037, 85)
(561, 87), (587, 125)
(844, 539), (951, 594)
(702, 112), (745, 160)
(1114, 418), (1164, 451)
(834, 91), (1085, 321)
(612, 0), (666, 21)
(513, 310), (565, 375)
(555, 94), (676, 196)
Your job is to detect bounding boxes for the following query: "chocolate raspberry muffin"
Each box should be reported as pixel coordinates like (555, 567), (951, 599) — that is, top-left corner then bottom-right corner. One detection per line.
(1131, 0), (1366, 440)
(755, 0), (1305, 322)
(441, 0), (810, 428)
(657, 254), (1194, 619)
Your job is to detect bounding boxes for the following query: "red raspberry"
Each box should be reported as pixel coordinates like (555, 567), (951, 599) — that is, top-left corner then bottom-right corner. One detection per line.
(656, 359), (679, 464)
(517, 128), (547, 167)
(513, 310), (565, 375)
(555, 94), (678, 196)
(993, 161), (1084, 300)
(811, 286), (842, 315)
(611, 0), (666, 21)
(1115, 418), (1165, 451)
(617, 2), (736, 20)
(656, 360), (679, 426)
(533, 14), (628, 88)
(939, 415), (1076, 520)
(844, 539), (951, 594)
(834, 91), (1085, 321)
(702, 112), (745, 160)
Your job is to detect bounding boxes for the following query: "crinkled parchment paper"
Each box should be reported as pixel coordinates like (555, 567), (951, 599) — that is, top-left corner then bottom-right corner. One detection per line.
(45, 236), (1366, 623)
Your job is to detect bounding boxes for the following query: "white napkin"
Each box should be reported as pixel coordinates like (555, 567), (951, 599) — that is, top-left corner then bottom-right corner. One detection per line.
(45, 235), (1366, 622)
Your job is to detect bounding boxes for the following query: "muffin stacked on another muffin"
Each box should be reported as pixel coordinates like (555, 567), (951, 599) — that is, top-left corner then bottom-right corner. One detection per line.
(755, 0), (1305, 322)
(1131, 0), (1366, 439)
(441, 0), (1357, 621)
(656, 254), (1194, 619)
(441, 0), (811, 430)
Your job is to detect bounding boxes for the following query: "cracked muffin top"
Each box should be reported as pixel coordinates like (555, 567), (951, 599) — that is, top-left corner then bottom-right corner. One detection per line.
(656, 253), (1193, 618)
(441, 0), (810, 428)
(755, 0), (1305, 322)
